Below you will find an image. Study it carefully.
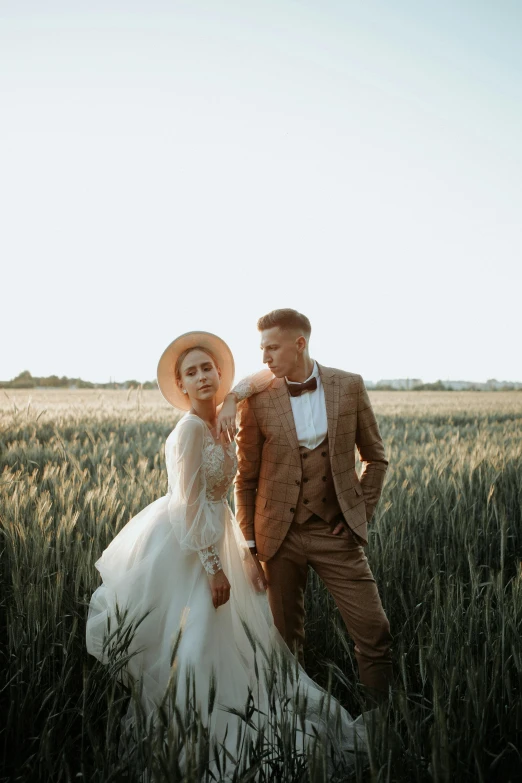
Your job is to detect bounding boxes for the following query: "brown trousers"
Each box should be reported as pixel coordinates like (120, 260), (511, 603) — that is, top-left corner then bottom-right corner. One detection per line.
(262, 516), (393, 695)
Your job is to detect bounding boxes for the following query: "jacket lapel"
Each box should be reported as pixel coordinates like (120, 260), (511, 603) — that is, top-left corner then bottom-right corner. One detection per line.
(270, 379), (299, 451)
(318, 364), (339, 454)
(269, 367), (339, 454)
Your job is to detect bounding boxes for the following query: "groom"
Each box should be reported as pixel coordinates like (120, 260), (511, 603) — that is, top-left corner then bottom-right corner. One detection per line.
(232, 308), (392, 698)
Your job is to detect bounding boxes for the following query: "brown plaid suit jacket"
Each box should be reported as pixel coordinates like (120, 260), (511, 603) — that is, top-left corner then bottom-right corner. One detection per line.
(234, 364), (388, 561)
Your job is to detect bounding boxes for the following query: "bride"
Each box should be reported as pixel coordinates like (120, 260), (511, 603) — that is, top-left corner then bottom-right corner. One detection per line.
(86, 331), (368, 778)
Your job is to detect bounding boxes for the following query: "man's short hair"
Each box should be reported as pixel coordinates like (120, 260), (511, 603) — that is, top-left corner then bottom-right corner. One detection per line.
(257, 309), (311, 337)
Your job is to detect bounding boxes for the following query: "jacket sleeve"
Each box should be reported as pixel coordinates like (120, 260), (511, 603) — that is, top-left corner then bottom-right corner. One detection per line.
(355, 376), (388, 522)
(233, 398), (265, 543)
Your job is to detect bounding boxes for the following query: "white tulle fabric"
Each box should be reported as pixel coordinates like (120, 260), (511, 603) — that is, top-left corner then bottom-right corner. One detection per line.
(231, 367), (275, 402)
(86, 400), (368, 775)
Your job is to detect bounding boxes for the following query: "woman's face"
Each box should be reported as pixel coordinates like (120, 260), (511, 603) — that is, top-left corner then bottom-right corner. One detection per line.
(178, 349), (221, 404)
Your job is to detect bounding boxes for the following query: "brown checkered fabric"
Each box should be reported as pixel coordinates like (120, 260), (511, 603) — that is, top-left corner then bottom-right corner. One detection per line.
(293, 437), (342, 524)
(234, 364), (388, 561)
(262, 516), (393, 692)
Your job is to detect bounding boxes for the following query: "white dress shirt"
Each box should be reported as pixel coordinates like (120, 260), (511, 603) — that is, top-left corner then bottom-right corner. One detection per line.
(286, 361), (328, 449)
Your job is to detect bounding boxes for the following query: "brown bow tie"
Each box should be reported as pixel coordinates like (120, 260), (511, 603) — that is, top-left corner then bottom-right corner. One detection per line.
(287, 376), (318, 397)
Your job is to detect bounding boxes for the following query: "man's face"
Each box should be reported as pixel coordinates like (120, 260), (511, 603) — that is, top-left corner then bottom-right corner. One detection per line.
(260, 326), (301, 378)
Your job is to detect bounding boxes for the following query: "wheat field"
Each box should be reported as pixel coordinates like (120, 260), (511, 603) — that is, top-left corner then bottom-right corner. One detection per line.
(1, 389), (521, 782)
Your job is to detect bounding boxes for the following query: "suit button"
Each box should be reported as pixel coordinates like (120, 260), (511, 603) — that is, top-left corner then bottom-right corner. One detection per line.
(303, 478), (309, 483)
(304, 499), (309, 504)
(322, 498), (327, 503)
(290, 507), (295, 513)
(303, 454), (308, 459)
(322, 476), (326, 481)
(321, 452), (326, 457)
(295, 479), (300, 486)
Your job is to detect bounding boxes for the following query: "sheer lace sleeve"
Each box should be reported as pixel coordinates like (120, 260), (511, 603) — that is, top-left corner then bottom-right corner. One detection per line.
(231, 369), (275, 402)
(166, 417), (224, 575)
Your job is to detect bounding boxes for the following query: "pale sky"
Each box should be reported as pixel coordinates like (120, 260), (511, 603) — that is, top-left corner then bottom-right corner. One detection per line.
(1, 0), (521, 384)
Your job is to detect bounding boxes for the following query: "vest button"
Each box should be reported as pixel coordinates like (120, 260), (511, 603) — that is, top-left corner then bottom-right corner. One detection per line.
(290, 507), (295, 513)
(303, 477), (309, 483)
(322, 476), (326, 481)
(295, 479), (300, 486)
(303, 454), (308, 459)
(322, 498), (327, 503)
(321, 451), (326, 457)
(304, 499), (309, 504)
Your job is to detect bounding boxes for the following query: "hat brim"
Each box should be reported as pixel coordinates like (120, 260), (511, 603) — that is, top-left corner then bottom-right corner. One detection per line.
(157, 332), (235, 411)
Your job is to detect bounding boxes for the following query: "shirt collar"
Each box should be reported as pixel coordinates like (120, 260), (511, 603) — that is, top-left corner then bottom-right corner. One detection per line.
(286, 360), (319, 386)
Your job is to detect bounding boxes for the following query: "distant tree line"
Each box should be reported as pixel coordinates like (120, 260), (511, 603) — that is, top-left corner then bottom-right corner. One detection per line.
(0, 371), (157, 390)
(372, 380), (521, 391)
(369, 378), (521, 391)
(374, 380), (452, 391)
(2, 371), (520, 393)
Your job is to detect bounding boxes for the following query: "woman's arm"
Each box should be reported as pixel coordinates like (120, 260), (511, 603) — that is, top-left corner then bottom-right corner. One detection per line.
(216, 369), (274, 441)
(167, 418), (231, 607)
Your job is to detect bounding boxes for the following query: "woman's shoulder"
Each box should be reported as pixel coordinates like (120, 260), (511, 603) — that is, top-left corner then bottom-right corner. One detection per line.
(168, 414), (207, 445)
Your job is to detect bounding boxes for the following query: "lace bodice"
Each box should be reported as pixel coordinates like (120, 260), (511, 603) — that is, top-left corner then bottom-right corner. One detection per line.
(167, 423), (236, 499)
(201, 429), (237, 501)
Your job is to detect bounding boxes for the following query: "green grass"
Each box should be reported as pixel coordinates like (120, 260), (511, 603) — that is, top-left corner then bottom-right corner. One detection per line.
(1, 392), (521, 781)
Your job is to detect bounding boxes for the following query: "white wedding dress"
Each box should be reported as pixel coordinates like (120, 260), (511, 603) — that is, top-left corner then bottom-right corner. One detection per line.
(86, 400), (368, 776)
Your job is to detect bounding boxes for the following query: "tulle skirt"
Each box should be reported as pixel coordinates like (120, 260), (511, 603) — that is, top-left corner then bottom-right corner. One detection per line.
(86, 495), (368, 774)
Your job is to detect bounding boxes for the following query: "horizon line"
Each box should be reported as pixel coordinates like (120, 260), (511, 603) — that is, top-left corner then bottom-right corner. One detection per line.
(1, 370), (521, 389)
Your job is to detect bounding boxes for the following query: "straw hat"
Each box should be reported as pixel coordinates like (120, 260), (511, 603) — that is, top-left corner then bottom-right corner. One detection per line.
(157, 331), (235, 411)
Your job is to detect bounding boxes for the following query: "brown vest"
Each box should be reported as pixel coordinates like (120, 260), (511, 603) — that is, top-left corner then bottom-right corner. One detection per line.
(293, 437), (343, 524)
